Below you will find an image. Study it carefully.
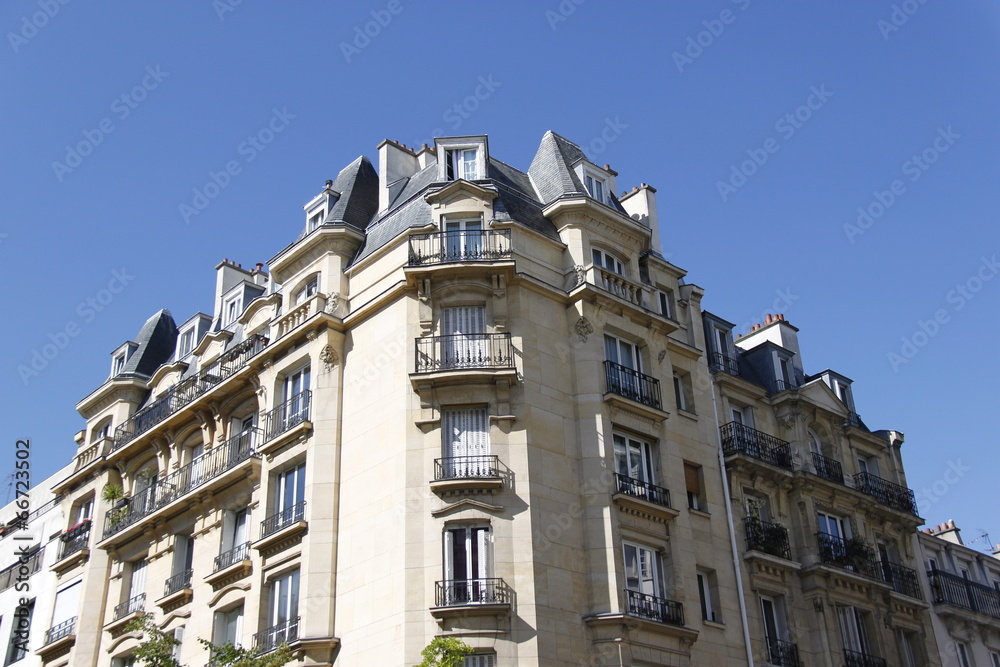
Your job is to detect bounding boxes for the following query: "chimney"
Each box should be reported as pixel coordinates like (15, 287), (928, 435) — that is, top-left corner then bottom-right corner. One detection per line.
(935, 519), (963, 545)
(618, 183), (662, 256)
(378, 139), (419, 213)
(416, 143), (436, 170)
(214, 258), (252, 320)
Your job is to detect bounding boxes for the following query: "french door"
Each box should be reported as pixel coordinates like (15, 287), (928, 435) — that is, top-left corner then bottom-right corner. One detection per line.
(442, 306), (487, 367)
(443, 408), (489, 478)
(444, 526), (492, 603)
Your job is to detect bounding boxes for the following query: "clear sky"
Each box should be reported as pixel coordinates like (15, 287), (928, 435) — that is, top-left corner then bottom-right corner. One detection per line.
(2, 1), (997, 547)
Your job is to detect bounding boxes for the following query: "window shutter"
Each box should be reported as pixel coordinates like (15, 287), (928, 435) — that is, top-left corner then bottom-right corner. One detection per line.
(443, 530), (454, 579)
(130, 560), (147, 597)
(685, 465), (701, 496)
(477, 528), (491, 579)
(51, 581), (81, 625)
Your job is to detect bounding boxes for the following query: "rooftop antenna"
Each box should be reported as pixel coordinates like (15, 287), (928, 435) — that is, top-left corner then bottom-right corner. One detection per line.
(968, 530), (993, 552)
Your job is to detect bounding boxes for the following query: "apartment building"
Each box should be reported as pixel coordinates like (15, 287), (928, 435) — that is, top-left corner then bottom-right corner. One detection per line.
(918, 521), (1000, 667)
(704, 312), (941, 667)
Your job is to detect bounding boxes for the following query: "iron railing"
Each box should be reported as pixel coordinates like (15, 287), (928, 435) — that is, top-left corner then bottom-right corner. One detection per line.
(263, 391), (312, 442)
(59, 520), (91, 560)
(614, 473), (672, 509)
(408, 229), (512, 266)
(113, 593), (146, 621)
(708, 352), (739, 375)
(252, 617), (299, 653)
(435, 578), (512, 606)
(928, 569), (1000, 620)
(744, 517), (791, 560)
(844, 649), (887, 667)
(719, 422), (793, 470)
(42, 617), (76, 645)
(0, 547), (43, 592)
(816, 533), (879, 579)
(811, 452), (844, 484)
(434, 455), (500, 481)
(164, 569), (192, 596)
(853, 472), (918, 515)
(770, 379), (796, 394)
(880, 561), (922, 599)
(260, 501), (306, 539)
(604, 360), (662, 410)
(415, 333), (514, 373)
(214, 542), (250, 572)
(113, 334), (268, 449)
(624, 589), (684, 626)
(766, 639), (800, 667)
(103, 429), (260, 539)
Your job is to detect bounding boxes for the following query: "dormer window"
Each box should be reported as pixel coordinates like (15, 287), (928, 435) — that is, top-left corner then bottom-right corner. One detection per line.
(307, 210), (324, 233)
(112, 353), (126, 376)
(295, 276), (319, 305)
(110, 342), (137, 377)
(223, 295), (242, 327)
(585, 174), (606, 203)
(446, 148), (478, 181)
(436, 137), (488, 182)
(836, 381), (853, 409)
(177, 328), (196, 358)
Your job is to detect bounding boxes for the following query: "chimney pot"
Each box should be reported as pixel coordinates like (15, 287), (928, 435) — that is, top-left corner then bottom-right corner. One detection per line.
(604, 164), (610, 170)
(632, 186), (638, 192)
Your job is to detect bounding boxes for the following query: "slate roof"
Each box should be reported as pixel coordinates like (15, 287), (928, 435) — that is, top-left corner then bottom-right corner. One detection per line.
(115, 310), (177, 379)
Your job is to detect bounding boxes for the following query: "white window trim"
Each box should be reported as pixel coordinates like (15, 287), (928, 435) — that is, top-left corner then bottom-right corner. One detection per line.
(223, 294), (243, 327)
(438, 140), (487, 181)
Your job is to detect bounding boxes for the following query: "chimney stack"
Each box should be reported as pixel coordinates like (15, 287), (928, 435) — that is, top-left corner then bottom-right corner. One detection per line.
(378, 139), (419, 213)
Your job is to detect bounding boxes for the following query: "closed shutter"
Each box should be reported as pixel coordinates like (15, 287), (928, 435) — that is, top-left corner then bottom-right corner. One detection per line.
(51, 581), (81, 625)
(684, 465), (701, 497)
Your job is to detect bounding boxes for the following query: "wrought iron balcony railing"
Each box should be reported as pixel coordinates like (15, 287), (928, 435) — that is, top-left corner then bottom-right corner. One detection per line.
(719, 422), (793, 470)
(766, 639), (801, 667)
(708, 352), (740, 376)
(103, 429), (260, 539)
(811, 452), (844, 485)
(880, 561), (922, 599)
(113, 593), (145, 621)
(59, 520), (91, 560)
(435, 578), (512, 607)
(43, 617), (76, 645)
(928, 569), (1000, 620)
(614, 473), (672, 510)
(844, 649), (887, 667)
(769, 379), (797, 395)
(164, 569), (192, 596)
(415, 333), (514, 373)
(744, 517), (791, 560)
(434, 455), (500, 481)
(252, 617), (299, 653)
(408, 229), (512, 266)
(113, 334), (268, 449)
(604, 360), (662, 410)
(0, 547), (43, 592)
(853, 472), (918, 515)
(260, 501), (306, 540)
(624, 589), (684, 626)
(816, 533), (879, 579)
(263, 391), (312, 441)
(214, 541), (250, 572)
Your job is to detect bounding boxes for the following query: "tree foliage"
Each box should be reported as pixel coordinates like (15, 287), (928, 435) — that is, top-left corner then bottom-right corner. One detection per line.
(418, 636), (473, 667)
(123, 613), (293, 667)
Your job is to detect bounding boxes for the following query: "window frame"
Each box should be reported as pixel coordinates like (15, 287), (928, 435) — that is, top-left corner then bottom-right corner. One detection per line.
(613, 432), (655, 485)
(622, 540), (664, 598)
(294, 276), (319, 306)
(592, 247), (626, 277)
(685, 462), (704, 511)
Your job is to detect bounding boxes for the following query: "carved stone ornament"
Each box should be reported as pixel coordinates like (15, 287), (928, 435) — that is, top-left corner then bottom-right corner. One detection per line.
(657, 350), (667, 364)
(574, 316), (594, 342)
(574, 264), (586, 287)
(320, 344), (339, 371)
(325, 292), (340, 315)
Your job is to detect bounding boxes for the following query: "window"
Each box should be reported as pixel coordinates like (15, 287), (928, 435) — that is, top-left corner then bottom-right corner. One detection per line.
(623, 541), (663, 598)
(838, 606), (873, 657)
(657, 290), (674, 319)
(463, 654), (496, 667)
(111, 657), (136, 667)
(605, 334), (641, 372)
(696, 569), (720, 622)
(112, 353), (127, 376)
(956, 642), (971, 667)
(170, 535), (194, 591)
(715, 328), (730, 358)
(685, 463), (704, 511)
(444, 217), (484, 260)
(126, 559), (147, 606)
(990, 651), (1000, 667)
(5, 599), (32, 665)
(776, 356), (793, 390)
(442, 407), (489, 478)
(446, 148), (479, 180)
(673, 371), (692, 412)
(585, 173), (607, 203)
(442, 305), (488, 366)
(223, 296), (242, 327)
(282, 365), (311, 426)
(171, 626), (184, 662)
(214, 605), (244, 649)
(730, 404), (754, 428)
(857, 454), (879, 477)
(761, 595), (791, 663)
(613, 433), (655, 485)
(265, 570), (299, 645)
(221, 508), (250, 558)
(74, 498), (93, 525)
(817, 512), (850, 541)
(897, 629), (921, 667)
(177, 328), (196, 358)
(592, 248), (625, 276)
(307, 210), (324, 232)
(443, 525), (493, 604)
(49, 581), (80, 640)
(836, 381), (853, 407)
(274, 464), (306, 525)
(294, 276), (318, 305)
(927, 557), (938, 572)
(744, 493), (771, 523)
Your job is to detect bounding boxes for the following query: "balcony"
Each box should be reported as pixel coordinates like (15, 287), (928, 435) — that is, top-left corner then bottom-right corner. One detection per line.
(0, 547), (43, 593)
(766, 639), (800, 667)
(252, 617), (299, 653)
(844, 649), (887, 667)
(928, 569), (1000, 620)
(709, 352), (740, 376)
(853, 472), (918, 516)
(583, 265), (647, 308)
(261, 501), (306, 540)
(103, 429), (260, 541)
(880, 561), (922, 599)
(42, 617), (76, 646)
(431, 455), (504, 494)
(816, 533), (879, 579)
(614, 473), (672, 510)
(206, 542), (252, 589)
(38, 616), (77, 659)
(414, 334), (515, 373)
(215, 542), (250, 573)
(260, 391), (312, 454)
(719, 422), (792, 470)
(408, 229), (512, 266)
(52, 520), (91, 574)
(624, 589), (684, 626)
(811, 452), (844, 485)
(164, 569), (192, 597)
(112, 334), (268, 450)
(433, 578), (512, 613)
(604, 360), (662, 411)
(255, 502), (307, 556)
(744, 517), (791, 560)
(114, 593), (145, 621)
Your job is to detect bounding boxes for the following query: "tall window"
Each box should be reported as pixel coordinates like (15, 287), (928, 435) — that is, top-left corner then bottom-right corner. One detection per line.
(838, 606), (873, 657)
(623, 542), (663, 598)
(444, 217), (484, 260)
(283, 365), (311, 426)
(307, 210), (324, 232)
(214, 605), (244, 650)
(761, 595), (791, 662)
(221, 508), (250, 558)
(446, 148), (479, 180)
(442, 407), (489, 478)
(613, 433), (654, 484)
(857, 454), (879, 477)
(127, 559), (147, 607)
(275, 464), (306, 525)
(49, 581), (80, 639)
(897, 629), (921, 667)
(673, 371), (691, 412)
(817, 512), (850, 541)
(170, 535), (194, 590)
(265, 571), (299, 646)
(178, 328), (196, 358)
(696, 569), (719, 622)
(223, 296), (242, 327)
(442, 306), (487, 367)
(956, 643), (971, 667)
(605, 335), (641, 373)
(657, 290), (674, 319)
(685, 463), (704, 511)
(585, 174), (606, 203)
(443, 525), (492, 603)
(112, 352), (127, 376)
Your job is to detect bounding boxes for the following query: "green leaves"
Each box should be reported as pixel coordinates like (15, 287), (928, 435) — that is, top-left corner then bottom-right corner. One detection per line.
(418, 637), (474, 667)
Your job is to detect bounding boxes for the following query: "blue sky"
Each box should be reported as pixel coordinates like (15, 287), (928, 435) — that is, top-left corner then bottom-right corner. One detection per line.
(1, 1), (997, 546)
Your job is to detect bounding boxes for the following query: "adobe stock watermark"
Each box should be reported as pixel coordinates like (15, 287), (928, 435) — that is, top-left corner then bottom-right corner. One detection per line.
(716, 84), (833, 202)
(844, 126), (960, 244)
(413, 75), (503, 146)
(213, 0), (245, 21)
(544, 0), (586, 30)
(179, 107), (295, 224)
(340, 0), (408, 63)
(7, 0), (72, 54)
(584, 117), (628, 160)
(887, 254), (998, 372)
(17, 268), (135, 385)
(915, 459), (969, 517)
(51, 66), (170, 182)
(672, 0), (752, 73)
(877, 0), (932, 40)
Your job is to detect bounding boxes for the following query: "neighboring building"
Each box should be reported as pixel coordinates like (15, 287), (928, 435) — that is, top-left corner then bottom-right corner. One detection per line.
(0, 458), (74, 667)
(705, 312), (941, 667)
(29, 131), (963, 666)
(918, 521), (1000, 667)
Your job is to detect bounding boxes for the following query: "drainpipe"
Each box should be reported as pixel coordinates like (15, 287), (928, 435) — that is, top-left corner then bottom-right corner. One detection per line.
(711, 378), (755, 667)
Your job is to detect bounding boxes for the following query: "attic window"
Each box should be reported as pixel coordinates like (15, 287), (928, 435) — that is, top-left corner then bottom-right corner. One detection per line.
(307, 210), (324, 233)
(112, 353), (126, 376)
(585, 174), (606, 203)
(446, 148), (479, 181)
(177, 328), (196, 358)
(223, 295), (242, 327)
